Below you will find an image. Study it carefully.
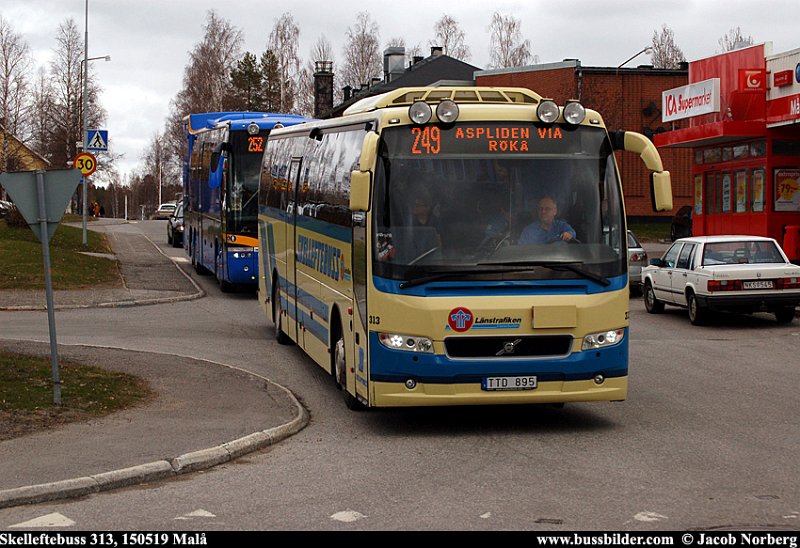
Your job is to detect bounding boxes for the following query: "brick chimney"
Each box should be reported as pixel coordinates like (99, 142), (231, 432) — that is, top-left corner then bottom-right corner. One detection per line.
(313, 61), (334, 118)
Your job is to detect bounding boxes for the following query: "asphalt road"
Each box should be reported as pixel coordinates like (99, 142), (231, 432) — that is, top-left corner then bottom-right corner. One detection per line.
(0, 221), (797, 531)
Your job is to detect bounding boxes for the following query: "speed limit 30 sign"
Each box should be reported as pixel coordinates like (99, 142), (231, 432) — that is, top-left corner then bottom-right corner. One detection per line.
(73, 152), (97, 176)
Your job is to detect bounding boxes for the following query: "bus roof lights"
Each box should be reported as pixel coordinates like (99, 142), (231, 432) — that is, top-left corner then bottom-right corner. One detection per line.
(247, 122), (260, 135)
(564, 101), (586, 125)
(536, 100), (560, 124)
(409, 101), (433, 125)
(435, 100), (460, 123)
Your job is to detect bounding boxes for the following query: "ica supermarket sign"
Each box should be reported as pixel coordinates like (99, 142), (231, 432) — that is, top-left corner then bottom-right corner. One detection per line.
(662, 78), (721, 123)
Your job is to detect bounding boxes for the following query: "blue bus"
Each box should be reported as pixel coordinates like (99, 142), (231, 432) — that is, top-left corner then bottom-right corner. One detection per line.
(183, 112), (309, 291)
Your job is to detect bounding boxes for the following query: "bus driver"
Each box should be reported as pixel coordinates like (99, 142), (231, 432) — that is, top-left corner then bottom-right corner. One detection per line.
(518, 195), (576, 244)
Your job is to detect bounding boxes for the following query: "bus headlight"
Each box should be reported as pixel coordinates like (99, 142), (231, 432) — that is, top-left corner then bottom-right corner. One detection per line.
(409, 101), (432, 125)
(563, 101), (586, 125)
(582, 329), (625, 351)
(536, 100), (559, 124)
(379, 333), (434, 353)
(435, 100), (459, 123)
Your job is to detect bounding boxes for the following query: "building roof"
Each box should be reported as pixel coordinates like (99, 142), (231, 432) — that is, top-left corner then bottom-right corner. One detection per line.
(322, 52), (481, 118)
(0, 125), (50, 170)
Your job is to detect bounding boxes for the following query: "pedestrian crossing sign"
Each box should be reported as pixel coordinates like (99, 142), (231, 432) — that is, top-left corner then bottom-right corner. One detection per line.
(86, 129), (108, 151)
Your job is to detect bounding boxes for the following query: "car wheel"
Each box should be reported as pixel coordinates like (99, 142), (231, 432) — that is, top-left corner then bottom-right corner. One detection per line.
(774, 307), (796, 324)
(167, 228), (173, 245)
(687, 291), (708, 326)
(643, 281), (664, 313)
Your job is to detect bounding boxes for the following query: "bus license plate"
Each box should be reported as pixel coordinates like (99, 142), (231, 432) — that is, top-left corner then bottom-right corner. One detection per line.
(482, 376), (538, 391)
(743, 280), (774, 289)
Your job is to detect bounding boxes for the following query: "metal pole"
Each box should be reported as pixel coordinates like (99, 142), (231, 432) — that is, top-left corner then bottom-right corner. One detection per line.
(81, 0), (89, 247)
(36, 171), (62, 406)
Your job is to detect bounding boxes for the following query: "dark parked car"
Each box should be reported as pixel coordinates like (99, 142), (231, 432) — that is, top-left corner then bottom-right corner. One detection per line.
(671, 205), (692, 241)
(167, 201), (184, 247)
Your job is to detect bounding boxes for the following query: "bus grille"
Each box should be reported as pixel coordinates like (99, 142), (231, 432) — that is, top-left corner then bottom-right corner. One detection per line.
(444, 336), (573, 359)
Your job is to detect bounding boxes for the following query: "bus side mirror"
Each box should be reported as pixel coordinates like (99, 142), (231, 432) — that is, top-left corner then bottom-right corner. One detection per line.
(350, 170), (371, 212)
(650, 171), (673, 212)
(359, 132), (379, 172)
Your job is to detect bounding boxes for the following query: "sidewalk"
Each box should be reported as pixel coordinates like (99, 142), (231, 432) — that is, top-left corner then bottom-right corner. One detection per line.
(0, 222), (308, 509)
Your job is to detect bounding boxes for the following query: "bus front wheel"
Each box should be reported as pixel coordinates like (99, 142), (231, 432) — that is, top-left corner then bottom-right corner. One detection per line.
(272, 281), (292, 345)
(332, 326), (363, 411)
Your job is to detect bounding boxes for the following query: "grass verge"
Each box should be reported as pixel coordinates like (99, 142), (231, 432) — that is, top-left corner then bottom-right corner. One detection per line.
(627, 221), (671, 243)
(0, 350), (154, 441)
(0, 220), (122, 290)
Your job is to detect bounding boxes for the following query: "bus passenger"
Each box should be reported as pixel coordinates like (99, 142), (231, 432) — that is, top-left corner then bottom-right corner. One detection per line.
(408, 190), (441, 260)
(518, 196), (576, 244)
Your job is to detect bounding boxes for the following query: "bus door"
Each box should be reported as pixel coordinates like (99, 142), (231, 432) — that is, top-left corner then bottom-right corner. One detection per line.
(285, 157), (303, 345)
(352, 209), (369, 405)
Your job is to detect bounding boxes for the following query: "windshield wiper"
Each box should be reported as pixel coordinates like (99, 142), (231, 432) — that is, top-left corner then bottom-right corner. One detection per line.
(399, 261), (610, 289)
(477, 260), (611, 287)
(399, 267), (520, 289)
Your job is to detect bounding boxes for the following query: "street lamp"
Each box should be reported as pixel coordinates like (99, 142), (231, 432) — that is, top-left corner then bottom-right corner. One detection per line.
(80, 54), (110, 246)
(81, 0), (111, 246)
(617, 46), (654, 71)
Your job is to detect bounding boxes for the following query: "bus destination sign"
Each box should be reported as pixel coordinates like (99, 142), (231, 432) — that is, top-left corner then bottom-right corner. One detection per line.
(398, 122), (585, 157)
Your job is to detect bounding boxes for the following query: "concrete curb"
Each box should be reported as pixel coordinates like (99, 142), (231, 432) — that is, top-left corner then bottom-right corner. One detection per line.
(0, 380), (309, 509)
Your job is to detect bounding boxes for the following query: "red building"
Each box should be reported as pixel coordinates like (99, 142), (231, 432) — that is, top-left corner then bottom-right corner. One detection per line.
(475, 60), (692, 218)
(655, 43), (800, 261)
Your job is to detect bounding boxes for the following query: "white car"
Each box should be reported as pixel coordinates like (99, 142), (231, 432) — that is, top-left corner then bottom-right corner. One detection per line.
(154, 202), (177, 220)
(642, 235), (800, 325)
(627, 230), (647, 296)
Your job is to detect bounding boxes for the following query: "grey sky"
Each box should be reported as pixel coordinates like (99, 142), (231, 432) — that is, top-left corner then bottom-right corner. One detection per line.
(2, 0), (798, 180)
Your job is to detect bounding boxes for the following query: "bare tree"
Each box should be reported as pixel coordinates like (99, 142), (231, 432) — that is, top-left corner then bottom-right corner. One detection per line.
(487, 12), (537, 69)
(30, 67), (53, 159)
(165, 10), (243, 169)
(49, 18), (82, 167)
(431, 14), (471, 61)
(0, 16), (32, 189)
(268, 12), (301, 114)
(341, 12), (381, 90)
(651, 24), (685, 69)
(718, 26), (754, 52)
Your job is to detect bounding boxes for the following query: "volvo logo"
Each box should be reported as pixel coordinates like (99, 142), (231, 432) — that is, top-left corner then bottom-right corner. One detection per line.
(496, 338), (522, 356)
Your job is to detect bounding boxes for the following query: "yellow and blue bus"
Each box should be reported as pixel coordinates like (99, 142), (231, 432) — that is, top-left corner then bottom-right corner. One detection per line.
(183, 112), (309, 291)
(258, 87), (672, 409)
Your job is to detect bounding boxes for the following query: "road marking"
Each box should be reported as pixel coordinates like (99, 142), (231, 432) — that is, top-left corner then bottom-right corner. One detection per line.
(175, 509), (216, 520)
(9, 513), (75, 528)
(480, 512), (492, 519)
(330, 510), (366, 523)
(634, 511), (668, 522)
(172, 257), (190, 263)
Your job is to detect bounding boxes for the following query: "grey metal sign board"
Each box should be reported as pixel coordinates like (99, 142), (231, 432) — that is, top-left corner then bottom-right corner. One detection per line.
(0, 169), (81, 242)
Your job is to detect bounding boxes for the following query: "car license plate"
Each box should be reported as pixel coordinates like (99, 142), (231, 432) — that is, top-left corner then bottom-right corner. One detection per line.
(743, 280), (774, 289)
(482, 376), (538, 391)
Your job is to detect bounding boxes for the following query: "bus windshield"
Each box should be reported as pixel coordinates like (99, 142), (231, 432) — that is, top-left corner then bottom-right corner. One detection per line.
(373, 123), (626, 284)
(226, 131), (263, 235)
